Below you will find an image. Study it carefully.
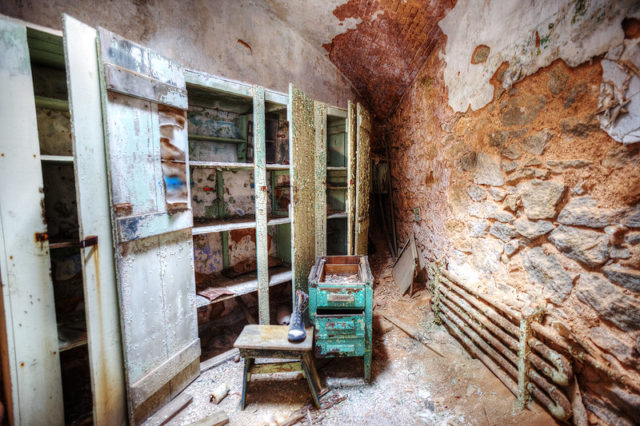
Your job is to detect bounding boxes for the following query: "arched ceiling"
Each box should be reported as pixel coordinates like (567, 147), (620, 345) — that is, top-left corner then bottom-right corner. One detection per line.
(261, 0), (456, 117)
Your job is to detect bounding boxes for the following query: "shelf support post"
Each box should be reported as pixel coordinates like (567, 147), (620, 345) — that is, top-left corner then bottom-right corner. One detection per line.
(253, 85), (270, 324)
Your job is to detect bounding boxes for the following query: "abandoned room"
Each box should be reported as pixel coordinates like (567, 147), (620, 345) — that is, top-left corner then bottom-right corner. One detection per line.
(0, 0), (639, 425)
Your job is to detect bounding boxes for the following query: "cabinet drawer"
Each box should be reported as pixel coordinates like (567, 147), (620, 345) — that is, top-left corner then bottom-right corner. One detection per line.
(316, 314), (365, 339)
(314, 285), (365, 309)
(315, 337), (365, 358)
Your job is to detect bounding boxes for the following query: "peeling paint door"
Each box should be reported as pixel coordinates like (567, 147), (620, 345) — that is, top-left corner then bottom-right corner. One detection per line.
(289, 84), (316, 294)
(346, 101), (357, 255)
(0, 17), (64, 425)
(354, 103), (371, 255)
(314, 101), (328, 257)
(96, 27), (199, 424)
(63, 15), (127, 424)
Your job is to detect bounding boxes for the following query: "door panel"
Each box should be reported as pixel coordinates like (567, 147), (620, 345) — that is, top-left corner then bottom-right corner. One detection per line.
(0, 17), (64, 425)
(96, 27), (199, 424)
(63, 15), (127, 424)
(314, 101), (327, 257)
(346, 101), (357, 255)
(289, 85), (316, 294)
(355, 104), (371, 255)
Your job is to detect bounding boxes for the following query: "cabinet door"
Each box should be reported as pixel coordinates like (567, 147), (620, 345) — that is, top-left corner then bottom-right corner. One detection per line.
(354, 103), (371, 255)
(96, 27), (199, 424)
(289, 84), (316, 294)
(63, 15), (127, 424)
(0, 17), (64, 425)
(346, 101), (357, 255)
(314, 101), (327, 257)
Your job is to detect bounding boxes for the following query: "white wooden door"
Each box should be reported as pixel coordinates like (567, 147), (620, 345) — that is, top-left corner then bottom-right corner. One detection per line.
(0, 17), (64, 425)
(63, 15), (127, 425)
(96, 27), (200, 424)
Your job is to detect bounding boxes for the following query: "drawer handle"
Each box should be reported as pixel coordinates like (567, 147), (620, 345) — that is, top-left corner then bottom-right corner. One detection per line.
(327, 294), (354, 302)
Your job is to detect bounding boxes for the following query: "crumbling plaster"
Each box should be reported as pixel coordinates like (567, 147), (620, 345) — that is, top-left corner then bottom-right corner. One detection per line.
(0, 0), (356, 107)
(439, 0), (640, 113)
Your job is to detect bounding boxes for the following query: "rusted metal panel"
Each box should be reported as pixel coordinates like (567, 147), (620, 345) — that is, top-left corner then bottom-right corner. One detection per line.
(314, 101), (327, 257)
(0, 18), (64, 425)
(63, 14), (127, 424)
(289, 84), (316, 295)
(346, 101), (356, 255)
(97, 28), (199, 423)
(354, 103), (371, 255)
(253, 85), (270, 324)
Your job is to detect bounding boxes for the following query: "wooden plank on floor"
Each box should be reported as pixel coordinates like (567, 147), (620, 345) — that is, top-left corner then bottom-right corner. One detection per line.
(200, 349), (240, 373)
(140, 393), (192, 426)
(189, 411), (229, 426)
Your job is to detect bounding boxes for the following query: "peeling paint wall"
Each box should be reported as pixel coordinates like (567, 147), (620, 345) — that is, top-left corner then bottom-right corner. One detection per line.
(0, 0), (356, 107)
(387, 2), (640, 424)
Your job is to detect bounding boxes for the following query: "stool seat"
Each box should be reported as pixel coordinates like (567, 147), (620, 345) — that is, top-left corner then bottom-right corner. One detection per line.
(233, 325), (321, 409)
(234, 325), (314, 352)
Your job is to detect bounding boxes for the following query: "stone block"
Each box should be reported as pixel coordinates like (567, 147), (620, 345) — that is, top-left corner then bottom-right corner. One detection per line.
(548, 225), (609, 267)
(490, 222), (515, 242)
(589, 327), (638, 367)
(488, 187), (506, 201)
(517, 180), (565, 219)
(514, 218), (554, 239)
(602, 264), (640, 294)
(483, 202), (515, 223)
(520, 130), (552, 155)
(472, 237), (503, 274)
(476, 153), (504, 186)
(522, 247), (573, 304)
(558, 196), (623, 228)
(467, 184), (487, 201)
(576, 273), (640, 332)
(468, 220), (489, 238)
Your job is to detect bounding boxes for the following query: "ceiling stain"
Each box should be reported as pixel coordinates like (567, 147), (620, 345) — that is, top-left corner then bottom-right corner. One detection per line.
(324, 0), (456, 118)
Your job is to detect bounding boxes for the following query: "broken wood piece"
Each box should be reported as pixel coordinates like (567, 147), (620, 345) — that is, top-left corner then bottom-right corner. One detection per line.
(383, 314), (445, 358)
(391, 234), (424, 295)
(235, 296), (257, 324)
(321, 393), (347, 410)
(209, 383), (230, 404)
(140, 393), (192, 426)
(189, 411), (229, 426)
(200, 348), (240, 373)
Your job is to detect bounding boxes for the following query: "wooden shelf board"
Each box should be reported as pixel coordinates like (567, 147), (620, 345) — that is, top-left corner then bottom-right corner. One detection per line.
(326, 166), (347, 171)
(41, 154), (74, 163)
(196, 266), (292, 308)
(267, 217), (290, 226)
(328, 212), (347, 219)
(193, 218), (257, 234)
(188, 134), (246, 144)
(189, 161), (253, 169)
(266, 164), (290, 170)
(35, 95), (69, 111)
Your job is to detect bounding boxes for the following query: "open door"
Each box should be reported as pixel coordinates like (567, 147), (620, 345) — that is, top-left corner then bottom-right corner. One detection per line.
(354, 103), (371, 255)
(314, 101), (328, 257)
(0, 17), (64, 425)
(63, 15), (127, 424)
(289, 84), (316, 295)
(96, 27), (199, 423)
(346, 101), (357, 255)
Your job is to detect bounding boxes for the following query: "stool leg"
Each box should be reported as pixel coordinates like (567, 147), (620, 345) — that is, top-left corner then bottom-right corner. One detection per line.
(364, 350), (372, 383)
(241, 357), (253, 409)
(301, 354), (321, 409)
(305, 352), (322, 392)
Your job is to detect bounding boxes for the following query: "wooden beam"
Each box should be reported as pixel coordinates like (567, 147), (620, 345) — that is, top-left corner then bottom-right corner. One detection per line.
(314, 101), (327, 257)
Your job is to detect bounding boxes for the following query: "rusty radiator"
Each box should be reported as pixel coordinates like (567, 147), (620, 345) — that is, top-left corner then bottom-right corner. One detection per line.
(431, 266), (573, 421)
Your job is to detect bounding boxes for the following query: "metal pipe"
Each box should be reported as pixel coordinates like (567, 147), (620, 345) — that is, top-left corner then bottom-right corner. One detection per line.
(440, 273), (572, 386)
(440, 304), (572, 421)
(440, 285), (571, 386)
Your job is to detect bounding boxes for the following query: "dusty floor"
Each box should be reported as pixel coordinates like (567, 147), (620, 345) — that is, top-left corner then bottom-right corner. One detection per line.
(170, 247), (556, 426)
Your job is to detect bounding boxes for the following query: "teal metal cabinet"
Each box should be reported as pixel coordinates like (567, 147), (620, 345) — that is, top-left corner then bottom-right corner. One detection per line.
(308, 255), (373, 381)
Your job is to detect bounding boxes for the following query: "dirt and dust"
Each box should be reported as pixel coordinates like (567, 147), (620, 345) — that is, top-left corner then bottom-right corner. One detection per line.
(170, 240), (555, 426)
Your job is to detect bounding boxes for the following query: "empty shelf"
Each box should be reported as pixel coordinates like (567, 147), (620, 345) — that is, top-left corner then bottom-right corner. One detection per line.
(193, 218), (257, 234)
(196, 266), (292, 308)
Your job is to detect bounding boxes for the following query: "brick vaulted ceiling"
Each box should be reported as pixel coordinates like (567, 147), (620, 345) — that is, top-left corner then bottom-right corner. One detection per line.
(263, 0), (456, 117)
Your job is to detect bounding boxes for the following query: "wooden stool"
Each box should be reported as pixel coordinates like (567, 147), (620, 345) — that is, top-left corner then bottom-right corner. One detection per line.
(233, 325), (322, 409)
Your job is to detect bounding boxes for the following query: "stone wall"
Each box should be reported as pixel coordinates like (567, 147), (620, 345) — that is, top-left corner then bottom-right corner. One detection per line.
(386, 3), (640, 424)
